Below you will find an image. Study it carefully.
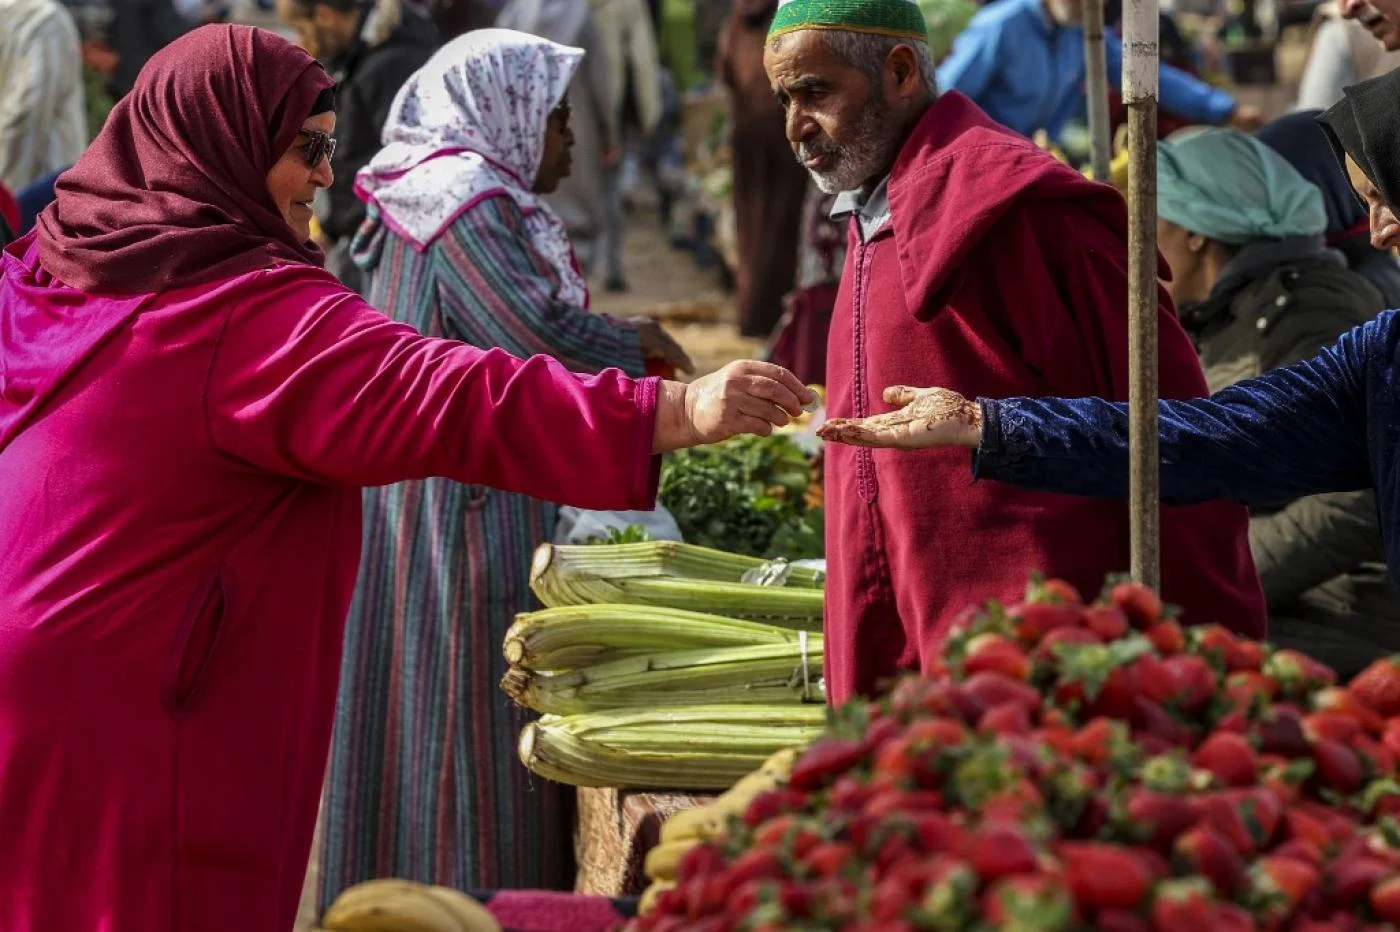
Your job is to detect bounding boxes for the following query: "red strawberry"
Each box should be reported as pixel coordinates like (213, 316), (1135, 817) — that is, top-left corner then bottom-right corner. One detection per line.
(1147, 619), (1187, 656)
(979, 701), (1032, 736)
(1226, 670), (1277, 710)
(1096, 910), (1153, 932)
(965, 824), (1039, 882)
(751, 814), (799, 848)
(1034, 725), (1077, 758)
(1348, 655), (1400, 718)
(1192, 625), (1263, 672)
(1265, 649), (1338, 697)
(1191, 789), (1278, 855)
(909, 811), (969, 856)
(1009, 600), (1084, 646)
(916, 858), (979, 929)
(742, 788), (808, 827)
(1370, 875), (1400, 922)
(1123, 789), (1199, 851)
(1173, 824), (1247, 896)
(788, 738), (867, 791)
(827, 775), (876, 814)
(1109, 581), (1163, 629)
(1038, 577), (1084, 604)
(1214, 904), (1258, 932)
(1313, 738), (1365, 793)
(675, 841), (727, 882)
(1351, 734), (1396, 781)
(961, 671), (1042, 716)
(1035, 627), (1103, 663)
(1194, 731), (1260, 787)
(1270, 838), (1324, 868)
(982, 873), (1075, 930)
(1313, 687), (1386, 736)
(1384, 718), (1400, 761)
(1151, 877), (1217, 932)
(1058, 841), (1155, 911)
(1325, 853), (1391, 910)
(1159, 655), (1218, 713)
(1089, 667), (1140, 720)
(1304, 712), (1364, 745)
(903, 716), (970, 747)
(965, 633), (1033, 682)
(1250, 855), (1321, 922)
(801, 840), (855, 879)
(1133, 696), (1193, 748)
(718, 848), (786, 897)
(1283, 807), (1333, 849)
(864, 789), (945, 819)
(1070, 717), (1129, 765)
(1256, 705), (1310, 758)
(1084, 604), (1130, 641)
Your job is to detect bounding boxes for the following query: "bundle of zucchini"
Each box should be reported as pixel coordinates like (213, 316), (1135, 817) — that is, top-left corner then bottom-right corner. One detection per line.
(505, 541), (828, 789)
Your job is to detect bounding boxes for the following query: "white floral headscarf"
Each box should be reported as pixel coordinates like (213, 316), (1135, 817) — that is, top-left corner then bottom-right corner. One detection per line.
(355, 28), (587, 307)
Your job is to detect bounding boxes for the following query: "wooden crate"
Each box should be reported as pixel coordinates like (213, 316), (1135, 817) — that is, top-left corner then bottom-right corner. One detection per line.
(574, 787), (717, 896)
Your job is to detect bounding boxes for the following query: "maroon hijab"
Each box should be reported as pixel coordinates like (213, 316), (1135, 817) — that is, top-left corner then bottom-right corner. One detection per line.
(36, 25), (335, 295)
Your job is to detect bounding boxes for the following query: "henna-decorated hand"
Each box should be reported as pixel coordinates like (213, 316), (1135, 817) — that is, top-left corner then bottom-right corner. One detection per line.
(817, 386), (983, 450)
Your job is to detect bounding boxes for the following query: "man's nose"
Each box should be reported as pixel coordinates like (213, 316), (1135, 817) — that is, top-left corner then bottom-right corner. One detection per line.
(1340, 0), (1370, 19)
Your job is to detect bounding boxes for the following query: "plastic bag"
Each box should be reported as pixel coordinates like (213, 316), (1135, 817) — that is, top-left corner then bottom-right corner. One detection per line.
(553, 506), (685, 545)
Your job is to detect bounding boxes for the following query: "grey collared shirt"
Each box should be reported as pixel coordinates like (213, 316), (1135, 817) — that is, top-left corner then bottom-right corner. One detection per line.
(830, 175), (892, 242)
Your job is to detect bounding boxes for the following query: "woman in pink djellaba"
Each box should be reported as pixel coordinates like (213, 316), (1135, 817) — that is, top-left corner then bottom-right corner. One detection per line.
(0, 23), (810, 932)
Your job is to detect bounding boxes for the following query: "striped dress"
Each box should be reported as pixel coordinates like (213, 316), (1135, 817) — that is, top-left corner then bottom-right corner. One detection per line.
(318, 195), (645, 904)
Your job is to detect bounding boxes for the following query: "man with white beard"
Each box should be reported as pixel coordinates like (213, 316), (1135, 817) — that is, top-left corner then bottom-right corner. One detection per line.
(763, 0), (1267, 704)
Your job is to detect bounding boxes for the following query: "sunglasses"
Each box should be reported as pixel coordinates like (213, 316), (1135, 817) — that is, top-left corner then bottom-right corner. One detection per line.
(296, 128), (337, 167)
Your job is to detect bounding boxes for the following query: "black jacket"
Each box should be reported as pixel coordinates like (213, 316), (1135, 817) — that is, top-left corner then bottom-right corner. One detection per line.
(1182, 237), (1398, 678)
(318, 3), (437, 245)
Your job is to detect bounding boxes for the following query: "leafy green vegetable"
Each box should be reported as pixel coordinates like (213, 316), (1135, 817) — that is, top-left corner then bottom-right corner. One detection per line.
(658, 434), (823, 560)
(581, 525), (655, 546)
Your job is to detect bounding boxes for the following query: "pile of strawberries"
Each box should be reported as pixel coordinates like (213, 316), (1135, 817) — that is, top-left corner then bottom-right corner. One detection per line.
(629, 577), (1400, 932)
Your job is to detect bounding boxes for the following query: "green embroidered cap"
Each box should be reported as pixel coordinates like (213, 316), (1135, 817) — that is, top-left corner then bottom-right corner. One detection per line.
(768, 0), (930, 41)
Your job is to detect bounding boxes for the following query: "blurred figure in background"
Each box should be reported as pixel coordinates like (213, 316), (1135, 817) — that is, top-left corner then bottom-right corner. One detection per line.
(1258, 110), (1400, 305)
(1154, 128), (1395, 679)
(276, 0), (436, 291)
(589, 0), (663, 290)
(1297, 4), (1400, 111)
(0, 0), (86, 192)
(106, 0), (192, 98)
(719, 0), (809, 338)
(937, 0), (1263, 146)
(498, 0), (619, 281)
(428, 0), (498, 37)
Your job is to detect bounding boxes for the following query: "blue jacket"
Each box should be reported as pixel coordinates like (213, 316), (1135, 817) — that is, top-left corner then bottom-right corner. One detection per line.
(974, 310), (1400, 623)
(937, 0), (1236, 141)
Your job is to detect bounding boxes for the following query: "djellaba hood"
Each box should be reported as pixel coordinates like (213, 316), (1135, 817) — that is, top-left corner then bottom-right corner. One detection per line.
(884, 91), (1167, 317)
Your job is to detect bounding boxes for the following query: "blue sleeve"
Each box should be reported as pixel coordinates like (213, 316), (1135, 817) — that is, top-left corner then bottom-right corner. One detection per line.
(1104, 33), (1235, 124)
(973, 317), (1378, 506)
(936, 18), (1001, 100)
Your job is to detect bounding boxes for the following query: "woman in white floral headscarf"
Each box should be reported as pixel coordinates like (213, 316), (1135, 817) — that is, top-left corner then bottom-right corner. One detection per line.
(319, 28), (692, 900)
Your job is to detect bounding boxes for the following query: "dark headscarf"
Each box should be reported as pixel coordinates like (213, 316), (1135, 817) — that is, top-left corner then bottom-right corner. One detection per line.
(36, 25), (335, 295)
(1318, 68), (1400, 218)
(1257, 110), (1366, 241)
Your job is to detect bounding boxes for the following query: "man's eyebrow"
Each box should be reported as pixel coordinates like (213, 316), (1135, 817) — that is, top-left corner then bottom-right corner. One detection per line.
(774, 75), (829, 99)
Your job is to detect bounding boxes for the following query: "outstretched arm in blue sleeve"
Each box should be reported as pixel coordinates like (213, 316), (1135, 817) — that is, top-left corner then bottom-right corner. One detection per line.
(1104, 33), (1236, 125)
(975, 316), (1379, 506)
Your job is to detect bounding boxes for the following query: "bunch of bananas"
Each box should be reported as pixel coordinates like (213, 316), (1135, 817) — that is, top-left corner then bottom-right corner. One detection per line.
(318, 879), (500, 932)
(638, 747), (801, 913)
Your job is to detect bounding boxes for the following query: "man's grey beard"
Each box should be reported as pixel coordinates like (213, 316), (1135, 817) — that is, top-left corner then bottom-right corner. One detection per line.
(798, 104), (902, 195)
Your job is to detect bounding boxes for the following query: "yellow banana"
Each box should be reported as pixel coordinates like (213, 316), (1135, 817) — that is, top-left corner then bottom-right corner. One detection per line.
(423, 886), (501, 932)
(323, 879), (425, 918)
(639, 880), (675, 915)
(643, 839), (697, 882)
(759, 747), (800, 779)
(658, 805), (726, 845)
(322, 884), (463, 932)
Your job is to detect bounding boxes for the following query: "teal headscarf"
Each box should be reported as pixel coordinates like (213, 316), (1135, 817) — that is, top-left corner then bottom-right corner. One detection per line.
(1156, 128), (1328, 246)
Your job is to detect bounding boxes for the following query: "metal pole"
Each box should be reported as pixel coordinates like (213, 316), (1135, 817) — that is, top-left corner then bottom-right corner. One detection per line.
(1083, 0), (1113, 183)
(1123, 0), (1160, 589)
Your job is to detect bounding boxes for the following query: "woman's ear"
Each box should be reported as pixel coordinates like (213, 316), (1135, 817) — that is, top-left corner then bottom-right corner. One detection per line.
(1187, 234), (1206, 255)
